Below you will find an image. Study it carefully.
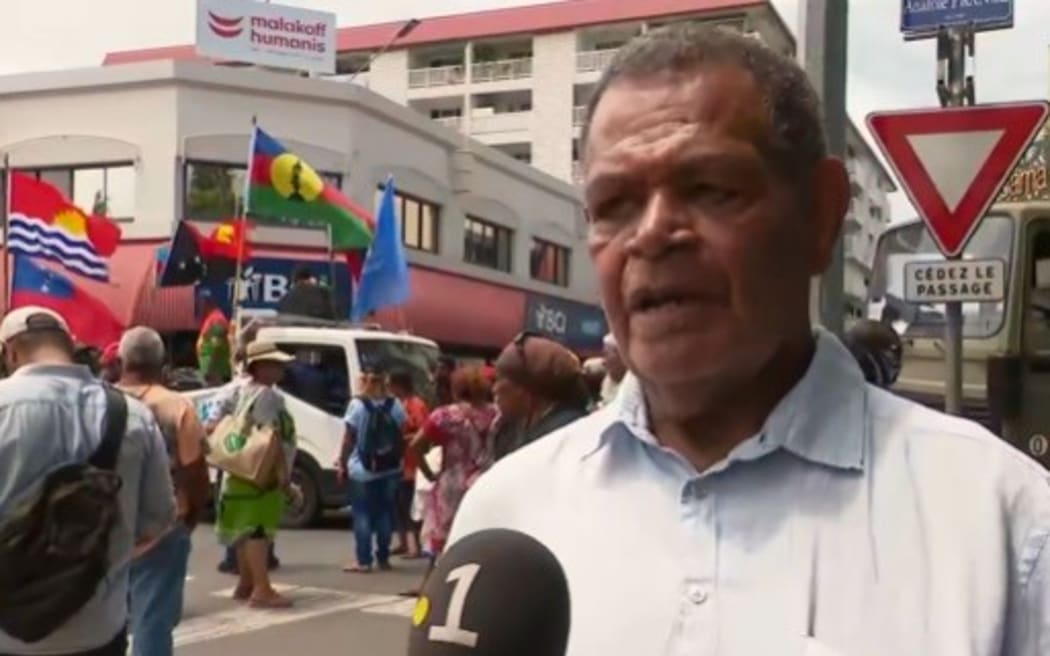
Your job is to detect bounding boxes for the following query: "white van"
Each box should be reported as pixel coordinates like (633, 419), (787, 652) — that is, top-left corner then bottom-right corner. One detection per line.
(185, 317), (440, 527)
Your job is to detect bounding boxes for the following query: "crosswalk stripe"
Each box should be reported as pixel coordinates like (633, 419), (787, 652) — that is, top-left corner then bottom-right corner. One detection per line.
(359, 597), (418, 618)
(174, 585), (402, 647)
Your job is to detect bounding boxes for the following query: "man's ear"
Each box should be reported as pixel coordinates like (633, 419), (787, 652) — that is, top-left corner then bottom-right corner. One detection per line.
(808, 157), (850, 275)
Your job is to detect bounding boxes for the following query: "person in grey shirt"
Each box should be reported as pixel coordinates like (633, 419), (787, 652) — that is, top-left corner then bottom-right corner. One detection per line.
(0, 307), (175, 656)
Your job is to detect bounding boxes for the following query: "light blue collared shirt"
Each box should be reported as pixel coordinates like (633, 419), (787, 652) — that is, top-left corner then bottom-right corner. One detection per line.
(0, 364), (174, 655)
(449, 332), (1050, 655)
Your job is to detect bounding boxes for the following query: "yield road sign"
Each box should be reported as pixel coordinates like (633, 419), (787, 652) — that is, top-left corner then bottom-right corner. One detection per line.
(867, 102), (1049, 257)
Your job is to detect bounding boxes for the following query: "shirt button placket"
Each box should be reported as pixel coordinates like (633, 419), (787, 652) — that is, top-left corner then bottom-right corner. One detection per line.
(674, 479), (717, 655)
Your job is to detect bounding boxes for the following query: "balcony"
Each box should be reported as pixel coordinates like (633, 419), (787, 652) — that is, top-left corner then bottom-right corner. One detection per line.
(408, 65), (466, 89)
(470, 110), (531, 135)
(471, 57), (533, 83)
(576, 49), (619, 74)
(434, 116), (463, 130)
(573, 105), (586, 127)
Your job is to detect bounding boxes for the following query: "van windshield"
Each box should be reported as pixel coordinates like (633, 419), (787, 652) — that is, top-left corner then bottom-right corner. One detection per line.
(868, 215), (1014, 338)
(356, 338), (441, 403)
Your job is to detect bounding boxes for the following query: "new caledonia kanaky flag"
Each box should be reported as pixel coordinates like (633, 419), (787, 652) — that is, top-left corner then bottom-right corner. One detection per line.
(247, 127), (375, 251)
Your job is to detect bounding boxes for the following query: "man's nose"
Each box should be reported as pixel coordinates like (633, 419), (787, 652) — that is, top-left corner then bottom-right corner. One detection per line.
(626, 191), (696, 258)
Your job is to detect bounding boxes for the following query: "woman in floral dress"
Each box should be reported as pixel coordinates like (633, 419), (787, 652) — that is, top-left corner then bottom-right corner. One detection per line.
(410, 366), (496, 556)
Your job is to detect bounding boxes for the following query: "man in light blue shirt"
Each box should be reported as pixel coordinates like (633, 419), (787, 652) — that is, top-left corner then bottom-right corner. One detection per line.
(449, 24), (1050, 656)
(0, 307), (174, 656)
(339, 367), (406, 573)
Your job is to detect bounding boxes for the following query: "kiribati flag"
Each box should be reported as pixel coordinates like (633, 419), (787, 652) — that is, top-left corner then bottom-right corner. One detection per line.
(8, 173), (122, 281)
(247, 126), (374, 250)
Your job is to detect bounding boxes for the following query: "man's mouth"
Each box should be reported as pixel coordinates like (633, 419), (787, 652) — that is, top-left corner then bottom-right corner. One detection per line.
(628, 288), (706, 313)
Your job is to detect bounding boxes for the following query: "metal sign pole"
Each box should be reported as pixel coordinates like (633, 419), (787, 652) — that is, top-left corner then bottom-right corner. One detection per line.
(940, 26), (975, 416)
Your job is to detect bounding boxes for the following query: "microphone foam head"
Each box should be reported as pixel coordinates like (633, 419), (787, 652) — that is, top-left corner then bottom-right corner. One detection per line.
(408, 529), (570, 655)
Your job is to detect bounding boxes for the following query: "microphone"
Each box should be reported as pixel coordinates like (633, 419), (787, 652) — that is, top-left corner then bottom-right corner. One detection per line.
(407, 528), (570, 655)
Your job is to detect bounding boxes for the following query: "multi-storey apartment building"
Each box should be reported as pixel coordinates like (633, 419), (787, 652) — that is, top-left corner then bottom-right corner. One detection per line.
(105, 0), (896, 320)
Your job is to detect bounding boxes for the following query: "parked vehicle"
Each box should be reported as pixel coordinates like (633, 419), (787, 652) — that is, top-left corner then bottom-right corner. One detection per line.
(186, 316), (440, 528)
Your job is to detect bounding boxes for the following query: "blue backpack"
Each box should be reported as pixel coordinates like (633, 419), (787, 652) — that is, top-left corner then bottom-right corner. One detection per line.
(359, 397), (403, 473)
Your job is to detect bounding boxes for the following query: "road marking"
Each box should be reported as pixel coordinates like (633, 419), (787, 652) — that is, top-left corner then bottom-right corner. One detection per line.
(174, 585), (402, 647)
(360, 596), (418, 618)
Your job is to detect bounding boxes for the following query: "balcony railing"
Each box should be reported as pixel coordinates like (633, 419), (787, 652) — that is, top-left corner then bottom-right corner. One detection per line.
(575, 48), (619, 73)
(471, 57), (533, 83)
(433, 116), (463, 130)
(572, 105), (586, 127)
(470, 111), (531, 134)
(408, 64), (466, 89)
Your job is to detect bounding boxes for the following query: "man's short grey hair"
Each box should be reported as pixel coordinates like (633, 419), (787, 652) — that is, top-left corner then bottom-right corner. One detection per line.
(118, 326), (166, 372)
(582, 24), (827, 183)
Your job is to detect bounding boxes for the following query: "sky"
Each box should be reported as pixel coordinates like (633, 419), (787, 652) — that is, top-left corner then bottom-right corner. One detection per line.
(1, 0), (1048, 220)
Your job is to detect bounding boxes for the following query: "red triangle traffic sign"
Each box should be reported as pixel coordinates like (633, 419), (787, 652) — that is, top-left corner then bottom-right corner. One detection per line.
(867, 101), (1049, 257)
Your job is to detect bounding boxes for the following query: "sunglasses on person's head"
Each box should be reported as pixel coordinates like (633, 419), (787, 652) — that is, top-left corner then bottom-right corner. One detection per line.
(512, 331), (545, 369)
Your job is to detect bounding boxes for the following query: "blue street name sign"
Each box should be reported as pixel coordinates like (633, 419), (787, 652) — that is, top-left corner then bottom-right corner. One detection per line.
(901, 0), (1013, 38)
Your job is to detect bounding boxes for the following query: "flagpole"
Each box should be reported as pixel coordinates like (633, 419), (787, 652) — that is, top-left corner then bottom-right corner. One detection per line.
(1, 154), (10, 313)
(231, 116), (257, 345)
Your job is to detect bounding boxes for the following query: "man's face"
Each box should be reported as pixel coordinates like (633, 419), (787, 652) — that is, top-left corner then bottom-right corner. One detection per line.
(584, 66), (845, 387)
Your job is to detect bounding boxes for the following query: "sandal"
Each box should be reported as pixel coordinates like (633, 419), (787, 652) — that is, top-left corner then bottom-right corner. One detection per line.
(232, 585), (252, 602)
(342, 562), (372, 573)
(249, 594), (294, 609)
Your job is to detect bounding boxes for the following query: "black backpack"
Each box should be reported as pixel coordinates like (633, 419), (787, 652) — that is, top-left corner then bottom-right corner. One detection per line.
(0, 386), (128, 643)
(360, 397), (403, 473)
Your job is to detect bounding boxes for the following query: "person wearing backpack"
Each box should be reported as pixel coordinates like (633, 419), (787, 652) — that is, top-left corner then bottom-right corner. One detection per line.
(337, 366), (406, 573)
(0, 307), (175, 656)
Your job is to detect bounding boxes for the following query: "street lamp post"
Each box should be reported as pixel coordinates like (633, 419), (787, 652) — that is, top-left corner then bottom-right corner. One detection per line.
(345, 18), (421, 84)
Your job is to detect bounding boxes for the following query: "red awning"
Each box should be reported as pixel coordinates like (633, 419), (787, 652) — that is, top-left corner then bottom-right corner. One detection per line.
(372, 266), (525, 350)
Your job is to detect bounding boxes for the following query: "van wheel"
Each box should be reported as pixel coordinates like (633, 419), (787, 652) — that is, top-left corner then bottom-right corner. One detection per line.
(282, 462), (320, 529)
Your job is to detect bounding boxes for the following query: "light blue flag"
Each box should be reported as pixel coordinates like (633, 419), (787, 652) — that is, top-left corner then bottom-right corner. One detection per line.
(351, 177), (410, 322)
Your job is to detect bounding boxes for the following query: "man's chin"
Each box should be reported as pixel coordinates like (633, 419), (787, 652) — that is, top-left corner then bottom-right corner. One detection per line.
(628, 336), (732, 386)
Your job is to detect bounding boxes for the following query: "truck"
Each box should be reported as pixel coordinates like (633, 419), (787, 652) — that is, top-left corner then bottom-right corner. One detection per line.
(867, 133), (1049, 467)
(186, 317), (441, 528)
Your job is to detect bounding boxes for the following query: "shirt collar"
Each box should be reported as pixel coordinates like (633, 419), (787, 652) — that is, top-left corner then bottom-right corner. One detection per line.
(13, 362), (96, 381)
(587, 329), (867, 472)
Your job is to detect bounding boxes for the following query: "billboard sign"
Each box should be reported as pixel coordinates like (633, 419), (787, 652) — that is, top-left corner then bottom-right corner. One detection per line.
(900, 0), (1013, 39)
(196, 0), (336, 74)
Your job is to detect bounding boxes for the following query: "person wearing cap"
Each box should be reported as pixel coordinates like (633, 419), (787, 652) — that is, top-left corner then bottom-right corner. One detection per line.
(209, 341), (298, 608)
(116, 327), (209, 656)
(489, 333), (589, 462)
(0, 307), (175, 655)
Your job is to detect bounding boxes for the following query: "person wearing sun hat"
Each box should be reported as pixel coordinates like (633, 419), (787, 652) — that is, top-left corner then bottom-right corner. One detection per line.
(208, 340), (299, 609)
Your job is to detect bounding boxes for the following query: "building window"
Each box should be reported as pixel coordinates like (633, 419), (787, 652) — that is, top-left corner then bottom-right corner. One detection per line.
(376, 185), (440, 253)
(530, 238), (570, 286)
(19, 163), (136, 220)
(185, 160), (342, 222)
(464, 216), (512, 272)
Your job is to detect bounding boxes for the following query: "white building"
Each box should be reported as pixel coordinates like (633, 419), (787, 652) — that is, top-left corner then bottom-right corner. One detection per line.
(106, 0), (896, 320)
(0, 61), (605, 355)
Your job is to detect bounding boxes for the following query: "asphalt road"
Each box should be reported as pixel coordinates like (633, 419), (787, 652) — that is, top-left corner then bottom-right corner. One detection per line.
(174, 518), (426, 655)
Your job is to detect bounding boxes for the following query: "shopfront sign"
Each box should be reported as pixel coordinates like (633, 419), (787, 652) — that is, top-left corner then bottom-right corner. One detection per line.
(523, 293), (607, 351)
(197, 256), (350, 317)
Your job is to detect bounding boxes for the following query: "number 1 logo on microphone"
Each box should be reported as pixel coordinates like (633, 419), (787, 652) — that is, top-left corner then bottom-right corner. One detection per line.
(426, 563), (481, 648)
